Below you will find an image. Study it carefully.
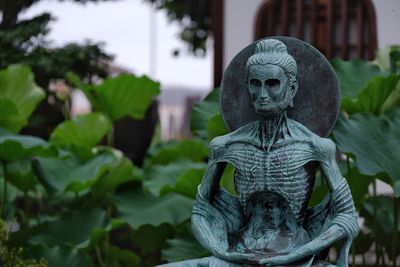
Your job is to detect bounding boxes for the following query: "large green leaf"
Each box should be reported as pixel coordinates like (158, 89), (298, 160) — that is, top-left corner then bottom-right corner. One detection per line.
(162, 235), (209, 263)
(50, 113), (112, 158)
(30, 208), (106, 248)
(72, 74), (160, 121)
(5, 159), (38, 192)
(220, 163), (236, 195)
(132, 224), (174, 255)
(29, 245), (94, 267)
(0, 176), (21, 219)
(143, 159), (206, 197)
(91, 156), (141, 199)
(331, 59), (383, 99)
(34, 151), (117, 193)
(341, 75), (400, 115)
(338, 160), (375, 207)
(107, 245), (141, 266)
(333, 113), (400, 196)
(145, 139), (208, 166)
(0, 127), (56, 161)
(190, 88), (226, 140)
(0, 64), (45, 132)
(162, 222), (209, 263)
(308, 168), (329, 207)
(112, 189), (193, 229)
(207, 113), (228, 141)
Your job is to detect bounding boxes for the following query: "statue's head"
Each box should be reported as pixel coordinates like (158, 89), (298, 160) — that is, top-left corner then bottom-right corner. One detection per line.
(246, 39), (298, 118)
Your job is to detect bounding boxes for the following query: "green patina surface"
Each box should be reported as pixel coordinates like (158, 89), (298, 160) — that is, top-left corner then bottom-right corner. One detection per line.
(161, 39), (358, 267)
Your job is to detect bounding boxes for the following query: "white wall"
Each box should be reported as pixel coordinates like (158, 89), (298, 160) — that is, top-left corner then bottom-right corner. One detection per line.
(223, 0), (400, 69)
(223, 0), (263, 70)
(372, 0), (400, 48)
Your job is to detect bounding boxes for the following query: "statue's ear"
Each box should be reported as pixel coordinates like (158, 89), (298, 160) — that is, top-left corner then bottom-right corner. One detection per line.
(289, 79), (298, 107)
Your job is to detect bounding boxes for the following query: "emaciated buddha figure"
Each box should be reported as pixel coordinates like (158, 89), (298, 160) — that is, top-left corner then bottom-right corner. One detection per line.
(163, 39), (358, 267)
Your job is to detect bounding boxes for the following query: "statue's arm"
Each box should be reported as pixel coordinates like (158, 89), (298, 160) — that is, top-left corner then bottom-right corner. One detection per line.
(198, 160), (226, 201)
(192, 145), (260, 264)
(260, 139), (359, 266)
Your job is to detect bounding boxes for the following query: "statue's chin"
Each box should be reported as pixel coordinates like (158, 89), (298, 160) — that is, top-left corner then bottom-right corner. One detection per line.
(254, 108), (284, 118)
(254, 101), (290, 118)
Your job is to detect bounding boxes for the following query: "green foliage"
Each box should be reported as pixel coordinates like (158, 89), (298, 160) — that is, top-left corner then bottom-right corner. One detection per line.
(0, 1), (113, 87)
(50, 113), (111, 149)
(145, 139), (208, 166)
(35, 151), (117, 193)
(0, 65), (45, 132)
(341, 75), (400, 115)
(331, 59), (384, 99)
(112, 188), (193, 229)
(190, 88), (227, 141)
(0, 0), (115, 141)
(68, 73), (161, 121)
(162, 224), (209, 262)
(2, 45), (400, 266)
(0, 128), (56, 162)
(5, 159), (38, 192)
(29, 245), (93, 267)
(334, 113), (400, 196)
(144, 159), (206, 198)
(331, 47), (400, 264)
(30, 208), (106, 247)
(0, 219), (48, 267)
(49, 113), (112, 159)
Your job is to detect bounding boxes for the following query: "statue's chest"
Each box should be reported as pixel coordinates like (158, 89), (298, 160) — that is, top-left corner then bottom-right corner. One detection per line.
(226, 142), (315, 221)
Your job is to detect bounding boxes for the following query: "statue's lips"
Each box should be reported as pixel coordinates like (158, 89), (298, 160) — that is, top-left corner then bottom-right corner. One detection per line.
(257, 101), (272, 106)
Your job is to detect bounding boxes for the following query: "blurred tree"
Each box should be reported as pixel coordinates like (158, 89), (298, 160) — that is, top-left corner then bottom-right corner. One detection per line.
(0, 0), (114, 87)
(0, 0), (116, 138)
(145, 0), (212, 56)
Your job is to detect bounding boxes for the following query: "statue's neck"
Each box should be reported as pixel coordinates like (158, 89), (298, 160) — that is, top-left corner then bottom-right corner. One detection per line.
(259, 113), (286, 151)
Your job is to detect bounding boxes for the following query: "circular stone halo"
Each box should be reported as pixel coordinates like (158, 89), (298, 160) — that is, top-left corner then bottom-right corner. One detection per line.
(220, 36), (340, 137)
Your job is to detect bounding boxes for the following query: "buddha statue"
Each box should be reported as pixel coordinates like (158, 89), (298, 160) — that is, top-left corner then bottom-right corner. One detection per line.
(161, 38), (358, 267)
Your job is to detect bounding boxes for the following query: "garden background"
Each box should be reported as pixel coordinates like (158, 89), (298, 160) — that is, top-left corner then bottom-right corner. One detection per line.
(0, 0), (399, 266)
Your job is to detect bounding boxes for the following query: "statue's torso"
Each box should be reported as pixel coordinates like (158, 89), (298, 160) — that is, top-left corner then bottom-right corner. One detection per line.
(210, 119), (324, 254)
(232, 140), (315, 224)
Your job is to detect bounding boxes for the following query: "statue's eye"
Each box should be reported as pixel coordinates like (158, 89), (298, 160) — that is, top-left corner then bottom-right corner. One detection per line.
(266, 79), (280, 90)
(250, 79), (261, 87)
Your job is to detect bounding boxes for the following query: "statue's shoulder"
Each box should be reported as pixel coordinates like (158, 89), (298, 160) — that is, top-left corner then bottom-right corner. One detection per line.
(210, 121), (259, 151)
(286, 118), (336, 158)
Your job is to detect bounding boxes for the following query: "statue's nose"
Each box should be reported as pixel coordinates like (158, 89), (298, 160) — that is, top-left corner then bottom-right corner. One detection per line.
(260, 85), (269, 100)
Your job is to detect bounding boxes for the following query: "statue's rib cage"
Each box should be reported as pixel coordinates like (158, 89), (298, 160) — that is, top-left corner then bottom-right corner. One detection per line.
(213, 141), (317, 225)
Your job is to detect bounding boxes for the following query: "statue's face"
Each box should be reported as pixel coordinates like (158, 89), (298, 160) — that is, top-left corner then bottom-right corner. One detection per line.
(247, 64), (293, 118)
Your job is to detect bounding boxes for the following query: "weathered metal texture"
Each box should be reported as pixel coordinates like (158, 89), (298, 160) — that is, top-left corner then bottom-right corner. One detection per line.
(159, 38), (358, 267)
(221, 36), (340, 137)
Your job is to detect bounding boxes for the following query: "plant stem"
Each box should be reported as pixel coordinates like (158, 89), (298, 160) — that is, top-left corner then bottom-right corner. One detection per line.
(0, 162), (7, 219)
(62, 99), (71, 120)
(107, 127), (114, 147)
(104, 205), (112, 265)
(95, 245), (106, 267)
(373, 181), (379, 267)
(363, 253), (366, 266)
(393, 196), (398, 267)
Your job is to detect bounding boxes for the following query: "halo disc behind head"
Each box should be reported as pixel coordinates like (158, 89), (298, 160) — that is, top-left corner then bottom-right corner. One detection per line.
(220, 36), (340, 137)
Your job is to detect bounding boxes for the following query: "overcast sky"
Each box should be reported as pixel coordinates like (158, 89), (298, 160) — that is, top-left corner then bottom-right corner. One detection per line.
(22, 0), (213, 90)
